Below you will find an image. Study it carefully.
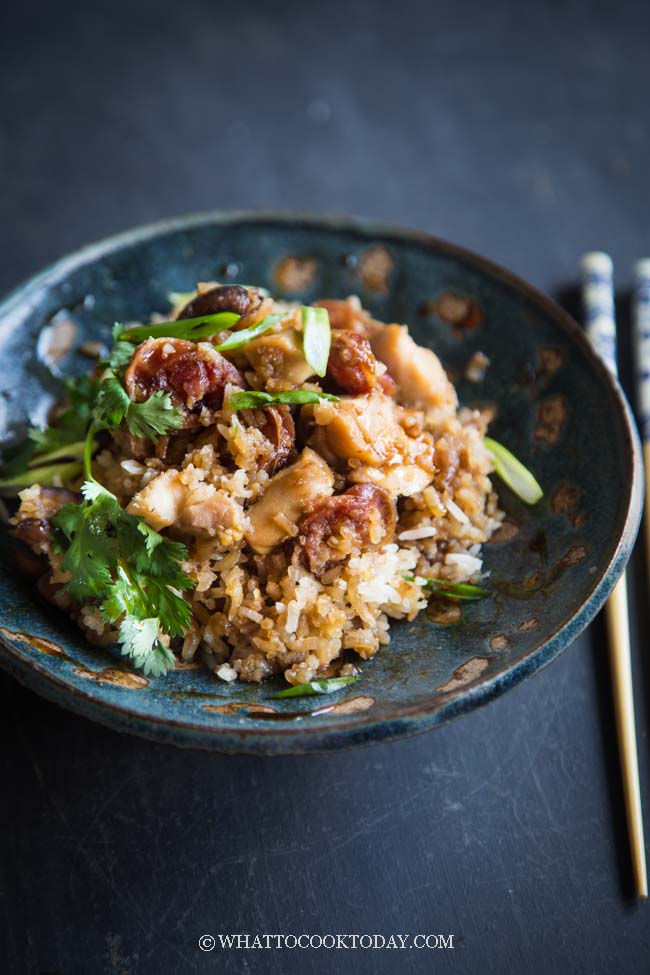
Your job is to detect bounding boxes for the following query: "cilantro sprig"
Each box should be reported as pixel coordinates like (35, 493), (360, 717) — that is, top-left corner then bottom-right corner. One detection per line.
(1, 332), (191, 673)
(92, 373), (184, 443)
(41, 370), (189, 674)
(0, 375), (99, 493)
(53, 479), (195, 676)
(0, 359), (183, 494)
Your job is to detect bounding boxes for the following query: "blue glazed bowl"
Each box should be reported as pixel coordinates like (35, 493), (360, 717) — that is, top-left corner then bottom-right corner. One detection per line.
(0, 211), (642, 753)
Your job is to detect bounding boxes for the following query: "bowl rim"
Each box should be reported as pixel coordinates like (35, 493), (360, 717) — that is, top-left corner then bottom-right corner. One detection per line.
(0, 208), (643, 753)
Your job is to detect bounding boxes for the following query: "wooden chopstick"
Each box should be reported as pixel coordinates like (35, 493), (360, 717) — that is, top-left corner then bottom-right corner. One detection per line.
(633, 260), (650, 599)
(581, 252), (648, 899)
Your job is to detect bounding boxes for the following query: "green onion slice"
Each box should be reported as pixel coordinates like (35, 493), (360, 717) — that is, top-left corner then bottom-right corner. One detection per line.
(484, 437), (543, 505)
(301, 306), (331, 378)
(214, 314), (284, 352)
(229, 389), (339, 411)
(407, 575), (489, 601)
(274, 676), (361, 699)
(116, 311), (241, 344)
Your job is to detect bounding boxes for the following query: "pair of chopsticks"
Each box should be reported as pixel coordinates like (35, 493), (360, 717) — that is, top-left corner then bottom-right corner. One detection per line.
(581, 253), (648, 899)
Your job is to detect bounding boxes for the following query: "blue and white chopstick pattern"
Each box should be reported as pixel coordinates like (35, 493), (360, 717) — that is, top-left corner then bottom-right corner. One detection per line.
(633, 259), (650, 442)
(580, 252), (618, 376)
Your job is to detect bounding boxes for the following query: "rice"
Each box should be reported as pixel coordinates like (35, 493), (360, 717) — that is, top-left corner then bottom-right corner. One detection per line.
(444, 497), (469, 524)
(216, 662), (238, 682)
(445, 552), (483, 575)
(398, 526), (437, 541)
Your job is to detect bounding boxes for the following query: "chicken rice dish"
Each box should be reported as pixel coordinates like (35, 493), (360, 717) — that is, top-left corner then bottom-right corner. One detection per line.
(2, 283), (542, 691)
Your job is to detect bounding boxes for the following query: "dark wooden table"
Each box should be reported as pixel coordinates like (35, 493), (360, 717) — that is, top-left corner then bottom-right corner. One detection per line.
(2, 2), (650, 972)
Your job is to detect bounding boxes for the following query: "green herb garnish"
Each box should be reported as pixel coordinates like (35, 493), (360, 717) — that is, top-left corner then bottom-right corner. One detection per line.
(116, 311), (241, 344)
(0, 374), (100, 493)
(213, 314), (283, 352)
(105, 329), (137, 377)
(116, 310), (286, 354)
(273, 676), (361, 698)
(29, 375), (99, 456)
(301, 306), (331, 378)
(407, 576), (489, 601)
(484, 437), (543, 505)
(7, 365), (193, 673)
(0, 359), (183, 494)
(53, 478), (194, 676)
(93, 374), (183, 443)
(1, 318), (191, 669)
(229, 389), (339, 411)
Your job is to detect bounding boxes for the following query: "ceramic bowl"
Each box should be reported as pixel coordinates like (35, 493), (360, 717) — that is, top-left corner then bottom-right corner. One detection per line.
(0, 211), (642, 752)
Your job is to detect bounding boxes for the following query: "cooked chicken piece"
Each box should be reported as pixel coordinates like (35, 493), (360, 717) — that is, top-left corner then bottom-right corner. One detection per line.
(127, 469), (246, 541)
(308, 392), (396, 467)
(124, 338), (243, 430)
(308, 390), (431, 468)
(177, 491), (246, 540)
(349, 463), (433, 498)
(127, 470), (192, 530)
(306, 391), (435, 496)
(370, 324), (457, 411)
(326, 331), (378, 395)
(300, 483), (396, 574)
(243, 327), (314, 385)
(245, 447), (334, 555)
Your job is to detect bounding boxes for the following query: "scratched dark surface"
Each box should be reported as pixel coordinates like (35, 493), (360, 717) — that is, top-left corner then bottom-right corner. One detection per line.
(2, 1), (650, 973)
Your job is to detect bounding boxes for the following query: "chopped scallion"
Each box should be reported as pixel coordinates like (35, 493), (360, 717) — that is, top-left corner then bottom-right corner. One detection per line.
(116, 311), (241, 344)
(229, 389), (339, 410)
(273, 676), (361, 698)
(301, 306), (331, 377)
(484, 437), (543, 505)
(407, 576), (489, 601)
(213, 314), (283, 352)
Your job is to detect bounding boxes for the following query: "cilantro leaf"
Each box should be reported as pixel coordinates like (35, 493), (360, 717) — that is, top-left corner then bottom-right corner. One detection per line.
(54, 493), (120, 602)
(99, 565), (140, 623)
(118, 616), (176, 677)
(144, 579), (193, 637)
(124, 391), (184, 441)
(107, 340), (135, 377)
(94, 375), (131, 429)
(92, 374), (184, 443)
